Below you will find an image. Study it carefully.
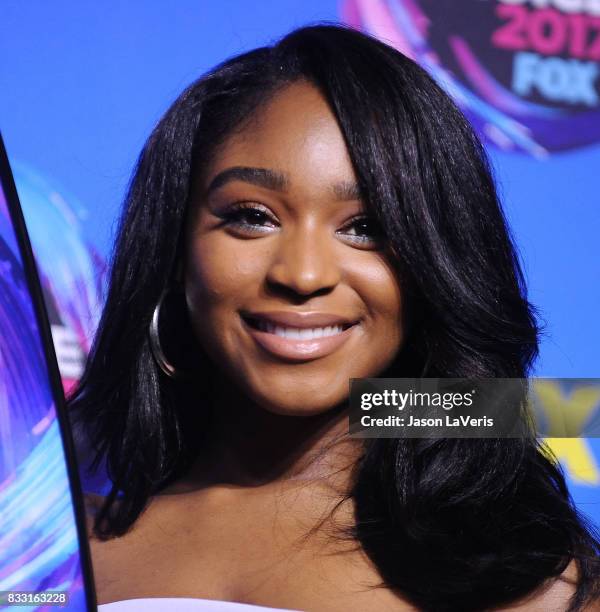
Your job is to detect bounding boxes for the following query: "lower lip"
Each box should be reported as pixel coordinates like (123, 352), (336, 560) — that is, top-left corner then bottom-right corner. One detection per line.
(242, 318), (359, 362)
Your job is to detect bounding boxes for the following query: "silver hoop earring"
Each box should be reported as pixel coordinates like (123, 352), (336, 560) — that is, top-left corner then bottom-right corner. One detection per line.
(149, 291), (177, 378)
(149, 288), (200, 380)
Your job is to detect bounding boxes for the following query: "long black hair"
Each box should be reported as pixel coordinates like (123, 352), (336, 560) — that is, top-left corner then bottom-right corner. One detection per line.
(67, 22), (600, 611)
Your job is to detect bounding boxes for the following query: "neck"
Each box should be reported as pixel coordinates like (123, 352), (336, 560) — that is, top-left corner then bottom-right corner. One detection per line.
(173, 370), (364, 496)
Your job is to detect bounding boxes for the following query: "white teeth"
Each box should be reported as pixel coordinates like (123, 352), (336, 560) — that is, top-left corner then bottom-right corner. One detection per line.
(257, 320), (346, 339)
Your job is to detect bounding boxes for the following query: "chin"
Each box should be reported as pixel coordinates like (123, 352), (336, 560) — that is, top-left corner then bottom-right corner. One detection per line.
(250, 388), (349, 418)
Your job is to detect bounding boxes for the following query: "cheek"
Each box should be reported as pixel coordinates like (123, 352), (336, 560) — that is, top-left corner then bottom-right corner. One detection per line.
(349, 259), (404, 345)
(183, 235), (264, 364)
(184, 234), (264, 307)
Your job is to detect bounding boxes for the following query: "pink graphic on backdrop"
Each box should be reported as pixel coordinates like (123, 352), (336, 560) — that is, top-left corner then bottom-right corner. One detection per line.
(340, 0), (600, 155)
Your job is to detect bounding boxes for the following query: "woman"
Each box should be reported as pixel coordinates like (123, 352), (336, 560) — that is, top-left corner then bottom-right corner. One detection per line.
(69, 23), (600, 612)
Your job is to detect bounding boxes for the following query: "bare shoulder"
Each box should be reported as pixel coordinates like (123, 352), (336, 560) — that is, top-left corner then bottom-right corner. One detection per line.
(493, 560), (599, 612)
(82, 492), (165, 605)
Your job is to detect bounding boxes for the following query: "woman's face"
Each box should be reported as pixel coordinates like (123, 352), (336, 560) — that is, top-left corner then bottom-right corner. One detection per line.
(184, 80), (404, 415)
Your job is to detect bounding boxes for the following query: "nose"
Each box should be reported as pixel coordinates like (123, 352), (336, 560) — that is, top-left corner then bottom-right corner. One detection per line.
(265, 220), (342, 297)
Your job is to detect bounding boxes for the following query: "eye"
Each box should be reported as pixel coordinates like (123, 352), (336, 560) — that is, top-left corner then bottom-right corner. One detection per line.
(338, 215), (385, 247)
(220, 203), (278, 234)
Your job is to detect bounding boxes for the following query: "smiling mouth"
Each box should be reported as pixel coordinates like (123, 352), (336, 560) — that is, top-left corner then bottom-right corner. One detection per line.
(242, 315), (355, 339)
(241, 315), (360, 362)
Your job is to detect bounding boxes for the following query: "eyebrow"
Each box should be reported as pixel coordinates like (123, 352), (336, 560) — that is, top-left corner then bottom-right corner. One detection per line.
(205, 166), (362, 201)
(331, 180), (362, 201)
(206, 167), (288, 195)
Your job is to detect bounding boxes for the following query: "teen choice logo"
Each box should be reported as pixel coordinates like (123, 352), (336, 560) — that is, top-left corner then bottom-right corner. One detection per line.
(341, 0), (600, 156)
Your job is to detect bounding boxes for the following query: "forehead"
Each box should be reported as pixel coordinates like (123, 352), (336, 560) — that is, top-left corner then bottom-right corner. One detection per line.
(195, 80), (357, 194)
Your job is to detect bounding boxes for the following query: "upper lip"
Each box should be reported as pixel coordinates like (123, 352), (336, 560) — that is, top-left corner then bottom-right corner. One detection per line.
(241, 310), (360, 329)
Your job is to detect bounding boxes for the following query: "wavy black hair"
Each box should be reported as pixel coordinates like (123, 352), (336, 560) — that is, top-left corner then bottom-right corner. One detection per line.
(67, 22), (600, 612)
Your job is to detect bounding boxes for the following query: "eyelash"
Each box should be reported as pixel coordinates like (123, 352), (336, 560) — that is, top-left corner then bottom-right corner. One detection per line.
(219, 203), (384, 246)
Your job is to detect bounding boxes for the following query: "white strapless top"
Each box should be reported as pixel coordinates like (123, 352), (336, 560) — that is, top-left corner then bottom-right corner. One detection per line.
(97, 597), (301, 611)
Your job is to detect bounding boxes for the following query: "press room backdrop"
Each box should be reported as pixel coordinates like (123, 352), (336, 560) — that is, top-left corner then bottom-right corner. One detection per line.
(1, 1), (599, 525)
